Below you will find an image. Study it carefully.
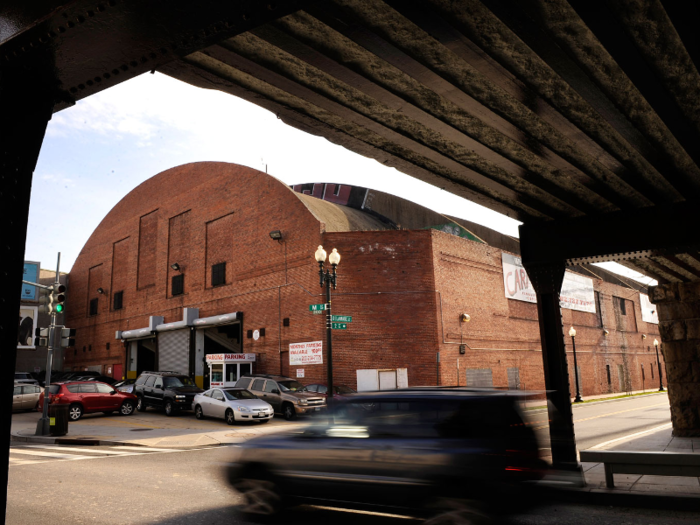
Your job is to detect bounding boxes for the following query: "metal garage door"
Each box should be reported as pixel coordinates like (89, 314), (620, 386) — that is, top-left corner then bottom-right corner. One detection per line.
(158, 329), (190, 375)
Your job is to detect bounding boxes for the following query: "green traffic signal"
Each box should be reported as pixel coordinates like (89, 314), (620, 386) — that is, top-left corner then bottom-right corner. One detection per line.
(55, 304), (64, 313)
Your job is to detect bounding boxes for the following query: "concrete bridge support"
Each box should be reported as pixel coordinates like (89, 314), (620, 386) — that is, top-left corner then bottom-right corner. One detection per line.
(650, 282), (700, 437)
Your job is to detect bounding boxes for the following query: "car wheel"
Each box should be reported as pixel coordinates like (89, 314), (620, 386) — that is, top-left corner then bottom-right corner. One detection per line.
(234, 477), (281, 518)
(423, 499), (489, 525)
(68, 404), (83, 421)
(120, 401), (135, 416)
(195, 405), (205, 420)
(225, 409), (236, 425)
(136, 396), (146, 412)
(164, 400), (176, 417)
(282, 403), (296, 421)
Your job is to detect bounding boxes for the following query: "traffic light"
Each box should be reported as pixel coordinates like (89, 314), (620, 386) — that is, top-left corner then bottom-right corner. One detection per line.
(53, 284), (66, 313)
(38, 287), (53, 314)
(60, 327), (76, 347)
(34, 327), (49, 347)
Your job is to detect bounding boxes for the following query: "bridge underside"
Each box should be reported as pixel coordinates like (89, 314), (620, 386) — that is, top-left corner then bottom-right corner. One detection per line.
(2, 0), (700, 493)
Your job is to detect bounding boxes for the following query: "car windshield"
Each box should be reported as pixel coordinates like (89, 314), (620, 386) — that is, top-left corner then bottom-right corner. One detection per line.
(334, 385), (356, 394)
(278, 380), (304, 392)
(223, 389), (256, 400)
(163, 376), (195, 388)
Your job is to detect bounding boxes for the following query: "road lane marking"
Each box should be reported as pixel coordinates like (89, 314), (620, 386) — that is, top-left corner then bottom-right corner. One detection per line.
(532, 402), (668, 430)
(10, 449), (93, 460)
(588, 423), (673, 450)
(111, 446), (181, 452)
(22, 445), (132, 455)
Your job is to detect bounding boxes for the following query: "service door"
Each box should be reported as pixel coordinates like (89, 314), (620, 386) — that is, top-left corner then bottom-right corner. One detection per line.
(158, 329), (190, 375)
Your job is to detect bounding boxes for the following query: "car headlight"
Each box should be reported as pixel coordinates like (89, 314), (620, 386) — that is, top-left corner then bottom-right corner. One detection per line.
(298, 399), (308, 405)
(237, 406), (251, 412)
(175, 395), (186, 399)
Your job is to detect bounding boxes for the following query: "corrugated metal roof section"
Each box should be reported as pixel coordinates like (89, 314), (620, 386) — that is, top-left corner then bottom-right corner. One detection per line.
(295, 192), (391, 232)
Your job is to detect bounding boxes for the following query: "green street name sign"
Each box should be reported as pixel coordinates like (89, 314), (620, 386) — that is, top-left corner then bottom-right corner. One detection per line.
(331, 322), (348, 330)
(309, 304), (327, 313)
(331, 315), (352, 323)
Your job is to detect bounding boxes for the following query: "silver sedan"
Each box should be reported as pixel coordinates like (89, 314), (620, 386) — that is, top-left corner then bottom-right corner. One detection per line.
(193, 388), (273, 425)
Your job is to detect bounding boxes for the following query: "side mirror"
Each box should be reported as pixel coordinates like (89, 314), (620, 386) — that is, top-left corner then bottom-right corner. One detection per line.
(272, 389), (280, 394)
(110, 391), (117, 395)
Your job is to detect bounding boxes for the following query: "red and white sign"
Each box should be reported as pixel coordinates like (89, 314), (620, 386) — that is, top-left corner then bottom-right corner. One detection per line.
(289, 341), (323, 365)
(296, 369), (305, 378)
(205, 353), (256, 362)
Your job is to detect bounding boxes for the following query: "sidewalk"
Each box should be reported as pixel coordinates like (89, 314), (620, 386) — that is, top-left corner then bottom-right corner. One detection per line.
(579, 425), (700, 497)
(523, 388), (667, 410)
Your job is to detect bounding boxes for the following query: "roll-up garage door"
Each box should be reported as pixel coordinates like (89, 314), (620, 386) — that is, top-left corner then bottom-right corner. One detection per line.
(158, 329), (190, 375)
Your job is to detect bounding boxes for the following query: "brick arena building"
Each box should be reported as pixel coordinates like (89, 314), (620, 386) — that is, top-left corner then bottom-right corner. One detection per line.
(65, 162), (663, 396)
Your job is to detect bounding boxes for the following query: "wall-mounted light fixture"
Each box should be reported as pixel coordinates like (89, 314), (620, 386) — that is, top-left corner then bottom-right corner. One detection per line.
(269, 230), (283, 241)
(603, 329), (610, 336)
(97, 288), (105, 295)
(460, 313), (471, 323)
(170, 263), (181, 272)
(642, 334), (647, 340)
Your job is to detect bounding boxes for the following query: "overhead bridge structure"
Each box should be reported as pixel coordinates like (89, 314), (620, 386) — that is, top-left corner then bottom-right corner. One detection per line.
(2, 0), (700, 504)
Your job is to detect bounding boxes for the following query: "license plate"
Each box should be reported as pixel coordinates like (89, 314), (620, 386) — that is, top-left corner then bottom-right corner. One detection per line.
(315, 407), (321, 412)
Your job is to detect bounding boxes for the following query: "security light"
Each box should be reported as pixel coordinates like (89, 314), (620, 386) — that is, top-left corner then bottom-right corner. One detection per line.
(269, 230), (282, 241)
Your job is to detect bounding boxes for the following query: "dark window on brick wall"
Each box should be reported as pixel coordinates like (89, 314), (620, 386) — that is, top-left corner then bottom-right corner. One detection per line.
(113, 291), (123, 310)
(89, 298), (98, 316)
(613, 296), (626, 315)
(172, 274), (184, 296)
(595, 291), (603, 327)
(211, 262), (226, 287)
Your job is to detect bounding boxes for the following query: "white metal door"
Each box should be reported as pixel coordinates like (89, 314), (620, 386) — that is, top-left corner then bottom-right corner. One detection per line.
(378, 371), (397, 390)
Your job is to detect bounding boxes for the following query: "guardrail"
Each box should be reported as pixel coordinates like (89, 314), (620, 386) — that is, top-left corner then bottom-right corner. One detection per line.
(580, 450), (700, 488)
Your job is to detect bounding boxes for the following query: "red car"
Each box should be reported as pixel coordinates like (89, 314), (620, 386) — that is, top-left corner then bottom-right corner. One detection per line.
(39, 381), (137, 421)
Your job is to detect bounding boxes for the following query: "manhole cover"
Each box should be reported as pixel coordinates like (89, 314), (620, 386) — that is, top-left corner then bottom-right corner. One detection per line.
(225, 433), (257, 437)
(129, 428), (154, 432)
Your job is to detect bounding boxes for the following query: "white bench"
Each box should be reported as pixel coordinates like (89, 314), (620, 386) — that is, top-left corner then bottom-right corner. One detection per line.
(579, 450), (700, 488)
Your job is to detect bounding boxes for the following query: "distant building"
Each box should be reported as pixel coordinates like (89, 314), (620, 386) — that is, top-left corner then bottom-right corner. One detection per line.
(66, 162), (662, 396)
(17, 264), (68, 374)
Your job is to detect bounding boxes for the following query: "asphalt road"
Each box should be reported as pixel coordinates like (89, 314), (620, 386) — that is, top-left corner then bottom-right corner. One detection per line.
(522, 392), (671, 452)
(7, 444), (700, 525)
(6, 393), (680, 524)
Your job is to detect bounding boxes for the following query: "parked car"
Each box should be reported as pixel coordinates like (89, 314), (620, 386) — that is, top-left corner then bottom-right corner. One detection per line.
(194, 388), (274, 425)
(12, 383), (42, 411)
(299, 383), (357, 400)
(134, 371), (203, 416)
(73, 375), (117, 385)
(38, 381), (137, 421)
(227, 388), (546, 521)
(114, 379), (136, 393)
(14, 372), (39, 385)
(235, 374), (326, 420)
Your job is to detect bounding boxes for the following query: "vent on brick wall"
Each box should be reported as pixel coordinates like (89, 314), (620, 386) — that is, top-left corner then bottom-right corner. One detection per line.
(211, 262), (226, 287)
(172, 274), (184, 296)
(283, 318), (290, 327)
(113, 291), (123, 310)
(106, 342), (110, 350)
(89, 298), (98, 316)
(259, 328), (266, 337)
(247, 330), (253, 339)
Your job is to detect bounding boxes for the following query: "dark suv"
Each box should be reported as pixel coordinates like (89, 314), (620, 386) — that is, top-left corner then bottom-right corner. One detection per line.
(235, 374), (325, 420)
(227, 388), (546, 521)
(134, 371), (203, 416)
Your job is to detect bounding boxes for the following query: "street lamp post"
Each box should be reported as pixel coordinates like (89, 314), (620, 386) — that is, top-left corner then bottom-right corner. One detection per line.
(654, 339), (665, 392)
(569, 327), (583, 403)
(315, 245), (340, 408)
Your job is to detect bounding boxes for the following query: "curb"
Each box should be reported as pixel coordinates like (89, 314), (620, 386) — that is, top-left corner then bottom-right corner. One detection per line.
(544, 485), (700, 511)
(10, 432), (228, 449)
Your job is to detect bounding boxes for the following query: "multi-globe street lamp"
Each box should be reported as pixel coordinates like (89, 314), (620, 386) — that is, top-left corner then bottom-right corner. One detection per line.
(654, 339), (665, 392)
(568, 327), (583, 403)
(315, 245), (340, 407)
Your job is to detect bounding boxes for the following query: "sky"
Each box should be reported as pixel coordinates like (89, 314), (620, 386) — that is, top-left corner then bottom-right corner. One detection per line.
(27, 71), (655, 287)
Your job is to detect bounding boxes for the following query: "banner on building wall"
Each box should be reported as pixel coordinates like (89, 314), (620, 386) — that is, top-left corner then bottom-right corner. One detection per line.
(22, 261), (40, 301)
(18, 306), (37, 349)
(560, 272), (596, 313)
(289, 341), (323, 365)
(640, 293), (659, 324)
(502, 253), (596, 313)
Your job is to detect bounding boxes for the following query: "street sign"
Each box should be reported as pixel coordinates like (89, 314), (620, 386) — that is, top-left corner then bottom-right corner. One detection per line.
(309, 303), (327, 314)
(331, 322), (348, 330)
(331, 315), (352, 323)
